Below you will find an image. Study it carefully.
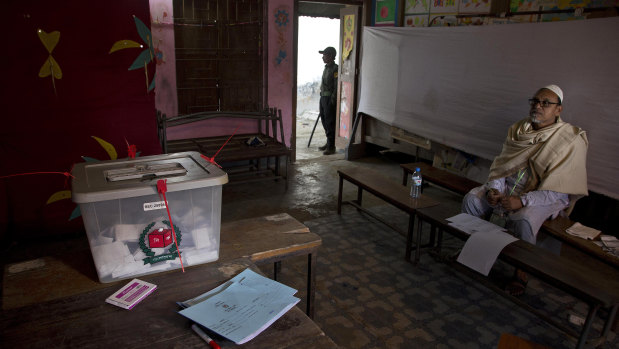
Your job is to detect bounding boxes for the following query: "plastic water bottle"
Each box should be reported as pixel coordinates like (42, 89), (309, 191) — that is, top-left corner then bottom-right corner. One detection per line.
(410, 167), (422, 198)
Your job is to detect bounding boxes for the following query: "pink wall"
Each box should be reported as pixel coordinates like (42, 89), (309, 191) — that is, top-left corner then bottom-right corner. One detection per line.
(150, 0), (178, 122)
(267, 0), (294, 147)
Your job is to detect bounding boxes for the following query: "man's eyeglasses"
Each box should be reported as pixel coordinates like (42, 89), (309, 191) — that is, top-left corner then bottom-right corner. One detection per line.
(528, 98), (560, 108)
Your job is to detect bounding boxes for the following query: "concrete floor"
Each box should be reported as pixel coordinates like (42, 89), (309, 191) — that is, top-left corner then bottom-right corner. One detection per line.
(221, 112), (413, 224)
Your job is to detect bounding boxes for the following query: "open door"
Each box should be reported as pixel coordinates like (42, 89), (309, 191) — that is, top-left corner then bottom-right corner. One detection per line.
(335, 6), (362, 152)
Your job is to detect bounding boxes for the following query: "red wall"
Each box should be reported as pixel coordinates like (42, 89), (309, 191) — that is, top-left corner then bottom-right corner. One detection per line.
(1, 1), (162, 239)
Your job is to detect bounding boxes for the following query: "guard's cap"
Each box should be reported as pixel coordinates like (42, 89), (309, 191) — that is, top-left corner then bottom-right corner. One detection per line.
(542, 84), (563, 103)
(319, 46), (336, 57)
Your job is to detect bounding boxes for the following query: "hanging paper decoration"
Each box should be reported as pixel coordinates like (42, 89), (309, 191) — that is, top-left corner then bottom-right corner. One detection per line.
(45, 136), (137, 221)
(37, 29), (62, 95)
(91, 136), (118, 160)
(109, 16), (156, 92)
(81, 156), (99, 162)
(343, 15), (355, 60)
(45, 188), (80, 221)
(46, 190), (72, 204)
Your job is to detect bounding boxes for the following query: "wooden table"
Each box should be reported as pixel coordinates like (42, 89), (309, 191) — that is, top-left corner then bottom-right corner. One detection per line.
(2, 213), (321, 318)
(0, 257), (337, 348)
(219, 213), (321, 317)
(337, 167), (439, 264)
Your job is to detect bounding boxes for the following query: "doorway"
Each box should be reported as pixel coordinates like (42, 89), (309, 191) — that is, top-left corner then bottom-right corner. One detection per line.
(295, 15), (340, 161)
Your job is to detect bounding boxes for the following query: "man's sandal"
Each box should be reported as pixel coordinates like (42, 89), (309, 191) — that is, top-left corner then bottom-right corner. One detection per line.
(505, 270), (528, 297)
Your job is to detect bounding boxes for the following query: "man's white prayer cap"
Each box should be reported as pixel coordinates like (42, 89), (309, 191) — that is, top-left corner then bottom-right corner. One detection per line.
(543, 84), (563, 103)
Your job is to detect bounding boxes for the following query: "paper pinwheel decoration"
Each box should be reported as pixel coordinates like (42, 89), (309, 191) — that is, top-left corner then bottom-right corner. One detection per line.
(109, 16), (156, 92)
(37, 29), (62, 95)
(47, 136), (139, 220)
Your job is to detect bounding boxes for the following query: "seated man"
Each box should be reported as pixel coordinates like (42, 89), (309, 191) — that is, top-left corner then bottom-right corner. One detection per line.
(462, 84), (588, 296)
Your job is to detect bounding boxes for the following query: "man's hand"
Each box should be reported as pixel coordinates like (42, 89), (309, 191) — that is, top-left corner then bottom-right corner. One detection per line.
(500, 195), (523, 211)
(486, 188), (501, 206)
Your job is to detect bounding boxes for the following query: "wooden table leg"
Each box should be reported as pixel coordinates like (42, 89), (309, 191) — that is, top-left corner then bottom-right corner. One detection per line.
(273, 261), (281, 281)
(356, 186), (363, 206)
(402, 169), (408, 186)
(307, 252), (317, 319)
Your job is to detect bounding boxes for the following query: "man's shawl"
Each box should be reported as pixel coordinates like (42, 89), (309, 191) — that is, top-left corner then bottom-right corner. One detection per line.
(488, 117), (588, 198)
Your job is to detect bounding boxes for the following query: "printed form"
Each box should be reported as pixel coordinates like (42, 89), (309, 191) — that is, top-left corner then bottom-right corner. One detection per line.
(179, 268), (299, 344)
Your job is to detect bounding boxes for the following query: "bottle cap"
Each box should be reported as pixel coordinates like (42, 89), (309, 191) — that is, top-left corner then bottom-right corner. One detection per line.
(416, 167), (420, 171)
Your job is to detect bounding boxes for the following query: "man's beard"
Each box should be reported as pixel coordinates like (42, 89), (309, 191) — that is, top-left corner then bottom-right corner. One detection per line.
(529, 112), (541, 124)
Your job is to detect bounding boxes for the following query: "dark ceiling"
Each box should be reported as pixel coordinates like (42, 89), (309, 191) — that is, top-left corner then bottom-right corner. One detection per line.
(298, 2), (348, 19)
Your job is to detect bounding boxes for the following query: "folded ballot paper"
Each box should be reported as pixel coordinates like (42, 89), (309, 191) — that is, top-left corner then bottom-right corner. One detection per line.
(178, 268), (300, 345)
(566, 222), (602, 240)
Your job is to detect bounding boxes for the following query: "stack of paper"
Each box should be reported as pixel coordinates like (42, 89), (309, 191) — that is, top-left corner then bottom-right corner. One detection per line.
(447, 213), (507, 236)
(598, 235), (619, 258)
(447, 213), (517, 276)
(566, 222), (602, 240)
(178, 268), (300, 344)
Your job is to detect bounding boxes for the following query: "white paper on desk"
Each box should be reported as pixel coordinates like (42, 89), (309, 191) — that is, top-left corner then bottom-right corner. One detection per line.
(457, 230), (518, 276)
(178, 268), (300, 344)
(447, 213), (507, 236)
(566, 222), (601, 240)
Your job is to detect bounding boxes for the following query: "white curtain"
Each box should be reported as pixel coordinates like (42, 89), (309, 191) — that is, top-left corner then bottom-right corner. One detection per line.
(358, 17), (619, 200)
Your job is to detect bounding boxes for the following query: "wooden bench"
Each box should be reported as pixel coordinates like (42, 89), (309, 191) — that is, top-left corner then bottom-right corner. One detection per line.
(157, 109), (291, 188)
(414, 204), (619, 349)
(336, 167), (439, 264)
(401, 162), (619, 269)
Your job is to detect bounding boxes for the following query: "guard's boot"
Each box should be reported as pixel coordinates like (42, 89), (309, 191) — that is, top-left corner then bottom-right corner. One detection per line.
(323, 146), (336, 155)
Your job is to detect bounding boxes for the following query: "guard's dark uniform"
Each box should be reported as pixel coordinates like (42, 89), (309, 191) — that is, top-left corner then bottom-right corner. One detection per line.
(319, 61), (338, 149)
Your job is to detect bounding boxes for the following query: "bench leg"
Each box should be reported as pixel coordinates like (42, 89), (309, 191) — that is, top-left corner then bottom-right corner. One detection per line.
(600, 304), (618, 344)
(436, 227), (443, 253)
(337, 176), (343, 214)
(402, 169), (408, 186)
(356, 186), (363, 206)
(415, 215), (422, 265)
(307, 252), (317, 319)
(406, 215), (414, 262)
(576, 304), (600, 349)
(284, 155), (289, 191)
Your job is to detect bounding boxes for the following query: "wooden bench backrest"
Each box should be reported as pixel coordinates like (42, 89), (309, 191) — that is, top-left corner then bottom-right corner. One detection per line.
(157, 108), (285, 153)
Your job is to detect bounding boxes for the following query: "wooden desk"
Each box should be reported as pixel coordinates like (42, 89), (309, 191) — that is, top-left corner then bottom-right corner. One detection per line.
(0, 258), (337, 348)
(2, 213), (321, 318)
(337, 167), (439, 264)
(220, 213), (321, 317)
